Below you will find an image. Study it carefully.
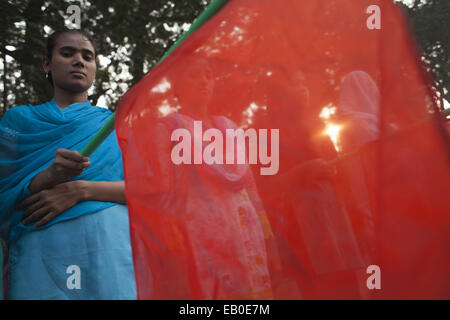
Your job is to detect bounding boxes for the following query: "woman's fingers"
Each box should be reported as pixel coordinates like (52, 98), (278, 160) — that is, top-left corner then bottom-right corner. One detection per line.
(55, 154), (89, 170)
(22, 198), (45, 219)
(55, 149), (90, 171)
(56, 148), (89, 163)
(47, 149), (90, 183)
(34, 212), (59, 228)
(22, 206), (51, 225)
(16, 192), (41, 211)
(19, 181), (79, 227)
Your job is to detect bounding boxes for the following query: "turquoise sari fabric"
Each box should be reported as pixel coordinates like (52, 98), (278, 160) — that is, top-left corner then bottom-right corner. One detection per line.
(7, 204), (136, 300)
(0, 99), (123, 243)
(0, 100), (136, 299)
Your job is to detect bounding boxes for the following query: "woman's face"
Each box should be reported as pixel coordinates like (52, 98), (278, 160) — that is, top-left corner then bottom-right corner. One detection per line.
(44, 32), (96, 94)
(176, 59), (214, 113)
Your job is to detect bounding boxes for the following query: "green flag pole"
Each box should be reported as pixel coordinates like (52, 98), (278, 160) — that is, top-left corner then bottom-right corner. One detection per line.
(156, 0), (228, 64)
(80, 113), (116, 156)
(80, 0), (229, 157)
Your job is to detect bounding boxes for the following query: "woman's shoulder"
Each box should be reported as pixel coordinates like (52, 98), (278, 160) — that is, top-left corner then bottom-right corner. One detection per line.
(1, 100), (58, 127)
(0, 103), (34, 126)
(3, 100), (54, 114)
(3, 103), (31, 114)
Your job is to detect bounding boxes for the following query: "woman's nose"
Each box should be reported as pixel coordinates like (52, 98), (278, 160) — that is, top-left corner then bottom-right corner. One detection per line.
(72, 53), (85, 67)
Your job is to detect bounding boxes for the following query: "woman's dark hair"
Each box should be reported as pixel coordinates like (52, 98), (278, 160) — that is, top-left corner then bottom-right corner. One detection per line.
(45, 28), (98, 86)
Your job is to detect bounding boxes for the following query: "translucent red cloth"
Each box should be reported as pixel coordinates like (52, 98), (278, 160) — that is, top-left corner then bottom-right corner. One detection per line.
(116, 0), (450, 299)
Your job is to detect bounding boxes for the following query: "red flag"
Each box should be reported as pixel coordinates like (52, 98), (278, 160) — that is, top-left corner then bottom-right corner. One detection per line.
(116, 0), (450, 299)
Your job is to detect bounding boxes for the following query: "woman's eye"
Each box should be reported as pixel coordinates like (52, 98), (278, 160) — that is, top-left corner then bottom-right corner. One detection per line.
(62, 52), (72, 57)
(84, 56), (93, 61)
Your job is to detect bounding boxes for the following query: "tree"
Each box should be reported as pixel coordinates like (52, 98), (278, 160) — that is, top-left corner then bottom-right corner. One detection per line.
(0, 0), (448, 118)
(397, 0), (450, 109)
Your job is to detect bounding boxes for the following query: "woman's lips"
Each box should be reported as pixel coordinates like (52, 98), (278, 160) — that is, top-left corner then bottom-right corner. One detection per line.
(70, 71), (86, 77)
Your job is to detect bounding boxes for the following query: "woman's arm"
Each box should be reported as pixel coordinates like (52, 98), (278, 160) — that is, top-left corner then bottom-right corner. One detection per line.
(19, 180), (126, 228)
(79, 180), (127, 204)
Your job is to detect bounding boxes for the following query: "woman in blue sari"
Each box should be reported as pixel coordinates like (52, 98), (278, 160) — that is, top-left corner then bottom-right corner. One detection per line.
(0, 28), (136, 299)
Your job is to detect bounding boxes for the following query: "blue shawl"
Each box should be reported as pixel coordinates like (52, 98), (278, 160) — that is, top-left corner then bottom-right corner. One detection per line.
(0, 99), (124, 243)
